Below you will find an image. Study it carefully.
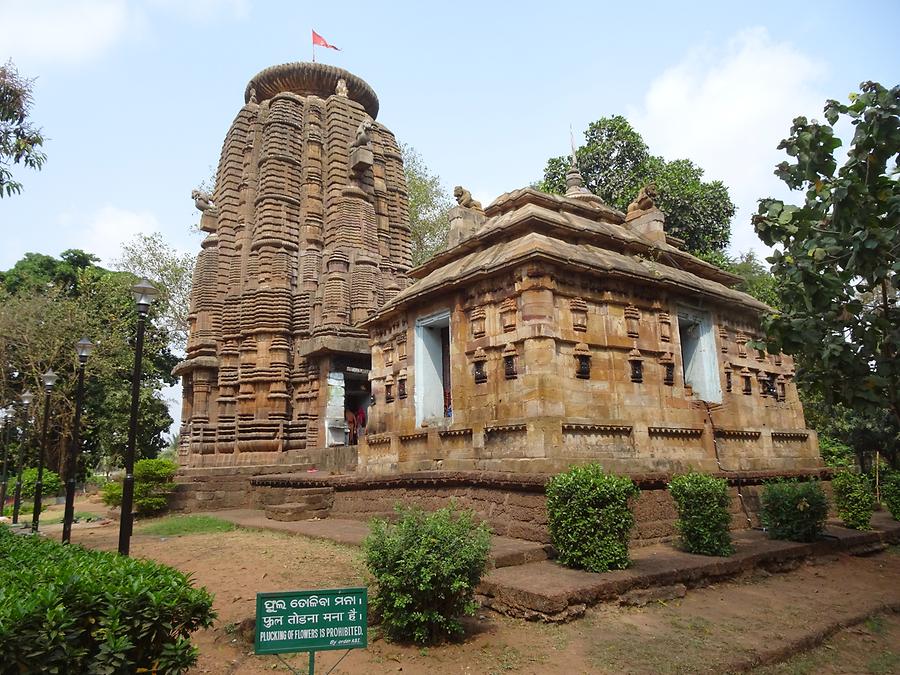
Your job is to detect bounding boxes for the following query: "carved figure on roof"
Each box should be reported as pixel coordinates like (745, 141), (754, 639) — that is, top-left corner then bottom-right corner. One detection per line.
(192, 189), (217, 214)
(351, 118), (373, 149)
(453, 186), (484, 214)
(335, 78), (348, 97)
(248, 87), (258, 104)
(627, 184), (659, 215)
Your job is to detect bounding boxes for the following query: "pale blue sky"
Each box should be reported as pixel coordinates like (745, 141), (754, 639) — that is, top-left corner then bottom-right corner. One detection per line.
(2, 0), (898, 269)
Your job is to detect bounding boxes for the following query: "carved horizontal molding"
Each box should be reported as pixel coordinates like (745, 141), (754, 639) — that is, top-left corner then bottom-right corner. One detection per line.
(714, 429), (761, 439)
(772, 431), (810, 441)
(399, 432), (428, 443)
(562, 423), (633, 435)
(439, 428), (473, 438)
(485, 423), (527, 435)
(648, 426), (704, 438)
(365, 435), (391, 446)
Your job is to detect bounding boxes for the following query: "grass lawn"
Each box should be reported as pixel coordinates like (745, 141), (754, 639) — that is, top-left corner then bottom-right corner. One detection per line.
(138, 514), (237, 537)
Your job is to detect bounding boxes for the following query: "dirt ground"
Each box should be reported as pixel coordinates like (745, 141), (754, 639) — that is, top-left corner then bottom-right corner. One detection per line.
(40, 497), (900, 674)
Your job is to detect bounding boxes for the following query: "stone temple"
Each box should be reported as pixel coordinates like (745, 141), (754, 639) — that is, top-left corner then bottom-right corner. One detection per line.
(173, 62), (824, 542)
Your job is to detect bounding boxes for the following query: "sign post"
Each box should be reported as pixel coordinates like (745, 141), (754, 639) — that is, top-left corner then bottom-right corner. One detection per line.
(255, 587), (367, 673)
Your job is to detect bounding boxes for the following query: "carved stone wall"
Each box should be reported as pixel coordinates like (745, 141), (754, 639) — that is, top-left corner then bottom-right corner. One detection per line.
(175, 63), (411, 464)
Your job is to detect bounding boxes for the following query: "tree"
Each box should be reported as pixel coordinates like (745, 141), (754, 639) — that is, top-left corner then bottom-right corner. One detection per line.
(0, 253), (177, 476)
(541, 116), (735, 257)
(116, 233), (195, 352)
(402, 144), (454, 266)
(753, 82), (899, 425)
(723, 251), (779, 308)
(0, 60), (46, 197)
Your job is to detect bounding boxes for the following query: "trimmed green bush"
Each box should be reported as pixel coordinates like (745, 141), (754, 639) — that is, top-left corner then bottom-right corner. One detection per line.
(878, 472), (900, 521)
(668, 472), (733, 556)
(818, 436), (856, 469)
(760, 480), (829, 542)
(832, 470), (875, 530)
(364, 505), (490, 644)
(6, 467), (63, 500)
(0, 526), (215, 673)
(101, 458), (179, 515)
(546, 464), (639, 572)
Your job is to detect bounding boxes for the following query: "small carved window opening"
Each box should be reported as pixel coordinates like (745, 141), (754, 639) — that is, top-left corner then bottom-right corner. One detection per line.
(473, 348), (488, 384)
(574, 343), (591, 380)
(628, 349), (644, 383)
(398, 369), (407, 400)
(725, 369), (733, 393)
(384, 344), (394, 367)
(763, 374), (778, 398)
(742, 371), (752, 395)
(503, 344), (517, 380)
(777, 378), (786, 401)
(737, 333), (748, 358)
(719, 327), (729, 353)
(664, 363), (675, 386)
(385, 382), (394, 403)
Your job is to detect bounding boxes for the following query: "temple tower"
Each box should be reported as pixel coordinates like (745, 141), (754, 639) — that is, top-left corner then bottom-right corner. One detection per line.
(175, 62), (412, 464)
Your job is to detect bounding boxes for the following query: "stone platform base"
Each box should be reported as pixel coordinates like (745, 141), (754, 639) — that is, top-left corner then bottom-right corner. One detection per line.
(249, 468), (832, 546)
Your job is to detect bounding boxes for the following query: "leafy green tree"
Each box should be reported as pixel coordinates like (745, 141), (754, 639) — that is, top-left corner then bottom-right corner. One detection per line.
(402, 144), (454, 266)
(753, 82), (899, 426)
(116, 232), (196, 352)
(0, 60), (46, 197)
(723, 251), (780, 308)
(541, 116), (735, 257)
(0, 253), (176, 476)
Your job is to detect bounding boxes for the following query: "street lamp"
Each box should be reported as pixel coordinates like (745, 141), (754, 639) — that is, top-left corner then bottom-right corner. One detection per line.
(0, 408), (11, 514)
(12, 389), (34, 525)
(62, 337), (94, 544)
(118, 278), (158, 556)
(32, 368), (58, 533)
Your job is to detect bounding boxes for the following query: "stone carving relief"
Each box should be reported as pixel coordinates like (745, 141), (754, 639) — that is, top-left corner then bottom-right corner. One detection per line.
(453, 186), (484, 214)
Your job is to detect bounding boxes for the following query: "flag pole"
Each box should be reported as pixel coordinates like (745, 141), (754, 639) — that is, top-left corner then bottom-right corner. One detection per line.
(312, 42), (316, 63)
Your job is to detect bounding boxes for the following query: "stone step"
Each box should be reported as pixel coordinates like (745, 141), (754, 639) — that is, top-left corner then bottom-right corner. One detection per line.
(265, 502), (331, 522)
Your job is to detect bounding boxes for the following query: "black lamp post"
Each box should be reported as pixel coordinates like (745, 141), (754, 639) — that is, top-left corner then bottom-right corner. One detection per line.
(12, 389), (34, 525)
(118, 278), (158, 556)
(32, 368), (58, 533)
(0, 407), (12, 514)
(62, 337), (94, 544)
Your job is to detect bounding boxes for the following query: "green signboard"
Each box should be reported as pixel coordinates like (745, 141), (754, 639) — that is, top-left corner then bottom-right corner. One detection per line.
(254, 587), (368, 656)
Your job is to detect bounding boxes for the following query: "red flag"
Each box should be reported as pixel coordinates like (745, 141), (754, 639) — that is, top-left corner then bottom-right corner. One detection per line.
(312, 30), (340, 51)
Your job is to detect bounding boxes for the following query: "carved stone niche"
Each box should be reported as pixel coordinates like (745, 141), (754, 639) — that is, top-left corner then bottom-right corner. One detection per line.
(473, 348), (488, 384)
(741, 367), (752, 395)
(625, 304), (641, 339)
(397, 368), (408, 399)
(776, 374), (786, 401)
(628, 348), (644, 383)
(385, 374), (395, 403)
(737, 332), (748, 358)
(724, 362), (733, 393)
(570, 297), (588, 332)
(759, 370), (777, 398)
(396, 333), (407, 362)
(470, 306), (486, 339)
(383, 342), (394, 367)
(719, 327), (729, 353)
(503, 343), (517, 379)
(499, 298), (517, 333)
(658, 312), (671, 343)
(574, 343), (591, 379)
(659, 352), (675, 386)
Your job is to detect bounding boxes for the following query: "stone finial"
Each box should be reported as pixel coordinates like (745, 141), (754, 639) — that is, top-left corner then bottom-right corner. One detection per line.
(453, 186), (484, 214)
(335, 78), (348, 97)
(627, 184), (659, 215)
(563, 159), (607, 207)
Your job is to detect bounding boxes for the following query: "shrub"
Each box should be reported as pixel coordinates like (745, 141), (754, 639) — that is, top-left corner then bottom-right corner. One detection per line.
(0, 527), (215, 673)
(101, 458), (179, 515)
(364, 505), (490, 644)
(819, 436), (856, 469)
(760, 480), (829, 542)
(831, 470), (875, 530)
(879, 472), (900, 521)
(546, 464), (639, 572)
(6, 467), (63, 500)
(668, 472), (733, 556)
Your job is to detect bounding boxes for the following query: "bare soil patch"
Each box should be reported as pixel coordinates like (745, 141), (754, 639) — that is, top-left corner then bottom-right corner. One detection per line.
(51, 497), (900, 674)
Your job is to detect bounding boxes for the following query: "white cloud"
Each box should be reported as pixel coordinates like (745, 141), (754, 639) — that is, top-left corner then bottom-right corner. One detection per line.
(58, 204), (163, 266)
(628, 27), (826, 257)
(0, 0), (131, 65)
